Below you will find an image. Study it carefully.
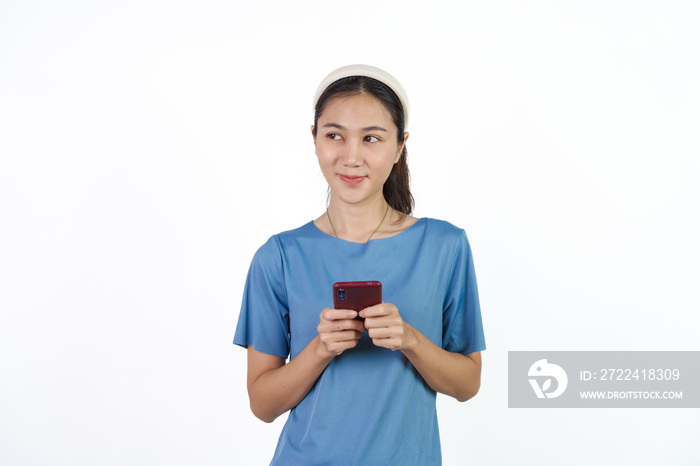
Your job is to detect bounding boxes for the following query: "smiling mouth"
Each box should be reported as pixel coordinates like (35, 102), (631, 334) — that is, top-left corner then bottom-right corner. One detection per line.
(338, 174), (365, 185)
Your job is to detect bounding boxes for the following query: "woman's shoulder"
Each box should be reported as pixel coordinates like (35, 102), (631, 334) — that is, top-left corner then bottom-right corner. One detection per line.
(420, 217), (468, 239)
(417, 218), (475, 256)
(271, 220), (319, 242)
(248, 222), (317, 270)
(256, 221), (321, 253)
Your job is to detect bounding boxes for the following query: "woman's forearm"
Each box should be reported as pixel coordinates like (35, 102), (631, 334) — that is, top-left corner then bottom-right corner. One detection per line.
(248, 309), (364, 423)
(248, 336), (333, 423)
(400, 323), (482, 402)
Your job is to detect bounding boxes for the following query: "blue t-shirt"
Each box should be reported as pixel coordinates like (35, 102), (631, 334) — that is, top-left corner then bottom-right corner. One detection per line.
(234, 218), (485, 465)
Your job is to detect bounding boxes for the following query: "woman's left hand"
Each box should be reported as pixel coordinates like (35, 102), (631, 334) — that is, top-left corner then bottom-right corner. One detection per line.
(359, 302), (416, 351)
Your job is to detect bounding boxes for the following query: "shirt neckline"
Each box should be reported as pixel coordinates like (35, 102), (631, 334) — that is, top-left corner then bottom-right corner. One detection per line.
(309, 217), (426, 244)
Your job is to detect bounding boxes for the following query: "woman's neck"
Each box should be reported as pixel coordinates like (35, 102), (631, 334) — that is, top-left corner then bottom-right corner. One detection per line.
(325, 197), (392, 243)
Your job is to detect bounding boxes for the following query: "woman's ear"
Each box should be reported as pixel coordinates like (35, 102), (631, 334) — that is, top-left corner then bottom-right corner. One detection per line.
(311, 125), (316, 142)
(395, 132), (409, 163)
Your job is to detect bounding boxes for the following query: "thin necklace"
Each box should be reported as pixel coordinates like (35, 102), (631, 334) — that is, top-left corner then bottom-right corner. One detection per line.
(326, 204), (391, 243)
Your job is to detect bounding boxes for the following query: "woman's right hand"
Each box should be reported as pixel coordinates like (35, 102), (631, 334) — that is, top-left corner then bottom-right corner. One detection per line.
(317, 308), (365, 358)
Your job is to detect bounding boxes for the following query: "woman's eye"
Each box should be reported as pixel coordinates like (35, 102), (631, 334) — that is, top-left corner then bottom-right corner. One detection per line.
(364, 135), (379, 143)
(327, 133), (342, 140)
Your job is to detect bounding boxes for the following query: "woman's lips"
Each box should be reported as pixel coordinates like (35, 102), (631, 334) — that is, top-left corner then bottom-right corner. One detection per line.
(338, 174), (366, 185)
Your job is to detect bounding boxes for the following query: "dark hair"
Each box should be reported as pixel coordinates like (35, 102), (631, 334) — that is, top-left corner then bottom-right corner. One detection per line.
(312, 76), (414, 215)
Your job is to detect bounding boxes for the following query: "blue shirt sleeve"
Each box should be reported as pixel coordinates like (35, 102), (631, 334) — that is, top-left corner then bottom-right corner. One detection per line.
(233, 236), (290, 358)
(442, 230), (486, 355)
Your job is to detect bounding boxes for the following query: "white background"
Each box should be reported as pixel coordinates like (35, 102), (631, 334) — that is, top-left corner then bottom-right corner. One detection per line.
(1, 1), (699, 464)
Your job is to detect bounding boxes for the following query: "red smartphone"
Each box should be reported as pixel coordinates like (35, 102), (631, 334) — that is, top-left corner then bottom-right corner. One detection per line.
(333, 281), (382, 319)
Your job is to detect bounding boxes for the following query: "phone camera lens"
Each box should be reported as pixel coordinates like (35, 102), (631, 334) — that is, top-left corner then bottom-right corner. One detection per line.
(338, 289), (346, 301)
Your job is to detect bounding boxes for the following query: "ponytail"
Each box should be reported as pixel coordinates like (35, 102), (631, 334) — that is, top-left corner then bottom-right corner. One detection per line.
(383, 147), (413, 215)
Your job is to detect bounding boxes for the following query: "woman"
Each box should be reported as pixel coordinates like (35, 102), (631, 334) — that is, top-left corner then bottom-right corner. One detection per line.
(234, 64), (485, 465)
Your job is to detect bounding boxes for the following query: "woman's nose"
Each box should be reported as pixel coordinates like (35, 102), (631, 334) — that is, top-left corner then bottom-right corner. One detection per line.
(342, 139), (363, 166)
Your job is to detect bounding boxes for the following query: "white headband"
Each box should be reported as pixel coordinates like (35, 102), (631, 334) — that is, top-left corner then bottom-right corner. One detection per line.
(312, 64), (410, 129)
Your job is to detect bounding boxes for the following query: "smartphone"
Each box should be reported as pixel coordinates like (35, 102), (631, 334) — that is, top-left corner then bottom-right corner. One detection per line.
(333, 281), (382, 319)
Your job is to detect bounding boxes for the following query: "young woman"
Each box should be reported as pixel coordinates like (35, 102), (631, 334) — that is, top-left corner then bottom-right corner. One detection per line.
(234, 65), (485, 465)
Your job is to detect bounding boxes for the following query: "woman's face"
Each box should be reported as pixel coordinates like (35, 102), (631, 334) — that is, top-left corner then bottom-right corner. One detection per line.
(313, 93), (407, 208)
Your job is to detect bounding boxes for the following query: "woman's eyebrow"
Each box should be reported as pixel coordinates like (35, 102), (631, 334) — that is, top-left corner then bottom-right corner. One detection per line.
(322, 123), (388, 132)
(362, 126), (388, 132)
